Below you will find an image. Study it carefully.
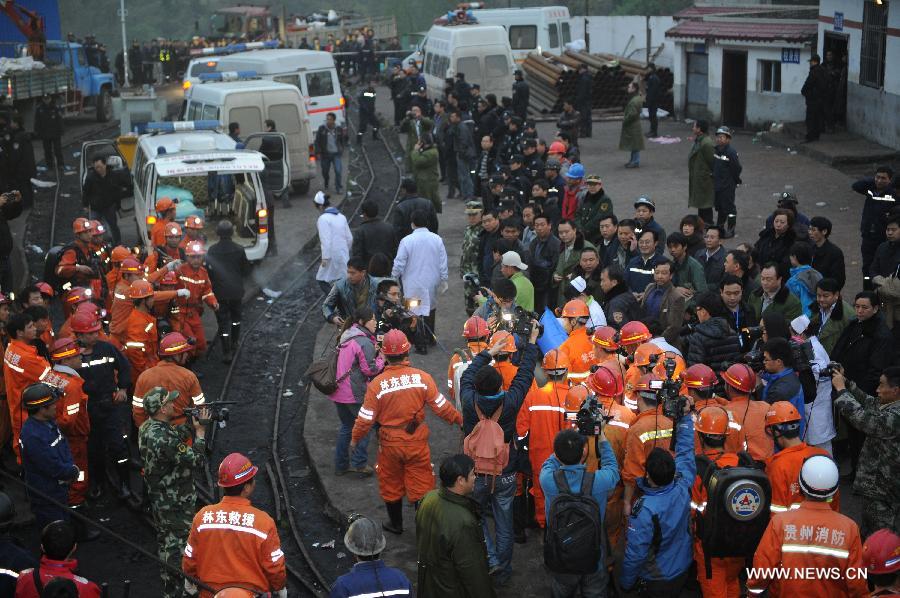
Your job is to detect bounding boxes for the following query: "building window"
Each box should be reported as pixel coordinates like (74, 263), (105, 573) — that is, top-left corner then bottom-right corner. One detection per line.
(760, 60), (781, 93)
(860, 0), (888, 88)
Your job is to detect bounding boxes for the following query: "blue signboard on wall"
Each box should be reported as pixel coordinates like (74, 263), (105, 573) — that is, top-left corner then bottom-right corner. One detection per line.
(781, 48), (800, 64)
(834, 11), (844, 32)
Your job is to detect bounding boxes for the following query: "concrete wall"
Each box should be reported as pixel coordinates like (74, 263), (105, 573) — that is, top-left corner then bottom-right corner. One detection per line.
(818, 0), (900, 148)
(570, 16), (676, 68)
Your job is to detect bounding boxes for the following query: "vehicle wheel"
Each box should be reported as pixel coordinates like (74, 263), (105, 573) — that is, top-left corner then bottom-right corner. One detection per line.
(96, 88), (112, 122)
(292, 179), (310, 195)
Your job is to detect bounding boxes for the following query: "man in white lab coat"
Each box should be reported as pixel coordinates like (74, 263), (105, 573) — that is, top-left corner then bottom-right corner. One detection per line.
(315, 191), (353, 292)
(391, 209), (448, 354)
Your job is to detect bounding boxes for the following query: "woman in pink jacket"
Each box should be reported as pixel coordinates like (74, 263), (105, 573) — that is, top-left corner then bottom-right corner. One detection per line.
(330, 307), (384, 475)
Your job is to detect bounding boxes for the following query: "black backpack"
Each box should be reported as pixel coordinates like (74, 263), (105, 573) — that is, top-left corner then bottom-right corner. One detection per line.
(695, 452), (771, 578)
(42, 245), (66, 294)
(544, 470), (602, 575)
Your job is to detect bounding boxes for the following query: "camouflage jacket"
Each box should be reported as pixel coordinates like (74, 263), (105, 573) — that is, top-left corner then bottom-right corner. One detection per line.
(138, 419), (206, 510)
(834, 380), (900, 503)
(460, 224), (482, 277)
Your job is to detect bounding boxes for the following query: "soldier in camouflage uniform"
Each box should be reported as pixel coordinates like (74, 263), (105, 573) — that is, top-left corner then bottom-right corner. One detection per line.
(138, 387), (209, 598)
(831, 366), (900, 538)
(460, 200), (483, 315)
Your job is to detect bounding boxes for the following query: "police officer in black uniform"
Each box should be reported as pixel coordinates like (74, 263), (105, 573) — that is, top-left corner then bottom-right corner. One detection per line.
(511, 69), (530, 120)
(712, 126), (743, 239)
(358, 81), (379, 143)
(34, 94), (64, 170)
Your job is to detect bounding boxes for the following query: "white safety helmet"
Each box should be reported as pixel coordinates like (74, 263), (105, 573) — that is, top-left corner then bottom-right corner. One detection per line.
(344, 515), (386, 557)
(798, 454), (839, 500)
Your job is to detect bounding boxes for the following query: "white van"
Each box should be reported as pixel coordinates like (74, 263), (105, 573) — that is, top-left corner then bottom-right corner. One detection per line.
(464, 6), (572, 64)
(180, 78), (314, 193)
(214, 49), (345, 130)
(420, 25), (514, 101)
(182, 57), (222, 91)
(182, 41), (281, 91)
(80, 121), (290, 262)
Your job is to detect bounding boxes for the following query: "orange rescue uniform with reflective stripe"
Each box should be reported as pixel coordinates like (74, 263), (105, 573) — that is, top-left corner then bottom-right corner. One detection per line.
(691, 450), (744, 598)
(351, 364), (462, 502)
(765, 443), (839, 516)
(122, 309), (158, 381)
(516, 379), (570, 526)
(150, 218), (173, 248)
(724, 396), (774, 463)
(559, 327), (595, 383)
(446, 341), (487, 402)
(50, 366), (90, 505)
(177, 263), (218, 355)
(748, 500), (868, 598)
(132, 360), (205, 428)
(2, 339), (52, 460)
(56, 240), (101, 307)
(621, 405), (674, 487)
(183, 495), (286, 597)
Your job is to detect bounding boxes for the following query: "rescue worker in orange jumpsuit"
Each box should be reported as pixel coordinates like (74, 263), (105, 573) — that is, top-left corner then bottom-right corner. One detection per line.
(691, 406), (745, 598)
(177, 241), (218, 358)
(488, 330), (518, 390)
(584, 364), (635, 553)
(748, 455), (867, 598)
(617, 321), (653, 410)
(623, 342), (664, 412)
(111, 258), (184, 342)
(447, 316), (489, 407)
(621, 373), (674, 518)
(558, 299), (595, 384)
(350, 329), (462, 534)
(105, 246), (132, 310)
(133, 332), (205, 428)
(56, 218), (102, 308)
(591, 325), (625, 370)
(721, 363), (773, 462)
(122, 279), (160, 381)
(28, 305), (54, 358)
(145, 222), (186, 273)
(150, 197), (177, 248)
(515, 348), (570, 527)
(180, 215), (207, 251)
(57, 287), (93, 339)
(183, 453), (287, 597)
(48, 337), (91, 511)
(683, 363), (730, 452)
(3, 312), (52, 461)
(764, 401), (839, 515)
(154, 270), (184, 335)
(89, 219), (111, 285)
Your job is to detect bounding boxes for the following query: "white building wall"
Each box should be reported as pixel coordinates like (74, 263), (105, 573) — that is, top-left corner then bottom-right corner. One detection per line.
(570, 16), (676, 68)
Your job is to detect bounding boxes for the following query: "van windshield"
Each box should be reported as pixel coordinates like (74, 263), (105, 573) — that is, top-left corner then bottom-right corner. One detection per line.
(456, 57), (482, 82)
(305, 71), (334, 97)
(190, 61), (218, 77)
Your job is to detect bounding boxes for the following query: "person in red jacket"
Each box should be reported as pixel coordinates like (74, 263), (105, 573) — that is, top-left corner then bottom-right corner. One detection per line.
(15, 520), (101, 597)
(177, 241), (218, 358)
(2, 313), (52, 461)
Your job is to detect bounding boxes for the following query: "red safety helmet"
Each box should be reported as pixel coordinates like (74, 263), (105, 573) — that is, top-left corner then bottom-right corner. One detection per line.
(548, 141), (566, 154)
(695, 406), (731, 435)
(159, 332), (192, 356)
(561, 299), (590, 318)
(632, 343), (664, 367)
(155, 197), (175, 213)
(128, 279), (154, 300)
(90, 220), (105, 235)
(542, 348), (569, 372)
(682, 364), (717, 390)
(462, 316), (489, 340)
(70, 311), (102, 334)
(50, 337), (83, 361)
(765, 401), (801, 427)
(110, 246), (131, 264)
(618, 321), (651, 346)
(72, 217), (93, 235)
(381, 329), (411, 356)
(184, 215), (204, 229)
(587, 364), (624, 398)
(217, 452), (258, 487)
(862, 529), (900, 575)
(65, 287), (91, 306)
(165, 222), (183, 237)
(120, 257), (142, 274)
(159, 270), (179, 286)
(184, 241), (206, 256)
(35, 281), (55, 298)
(633, 373), (661, 394)
(721, 363), (757, 394)
(565, 384), (590, 409)
(488, 331), (516, 354)
(591, 326), (619, 350)
(74, 301), (100, 317)
(214, 590), (255, 598)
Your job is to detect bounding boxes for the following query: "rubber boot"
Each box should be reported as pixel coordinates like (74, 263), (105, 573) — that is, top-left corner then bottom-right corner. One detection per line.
(115, 461), (134, 502)
(356, 131), (363, 145)
(221, 334), (232, 364)
(70, 505), (101, 542)
(513, 488), (528, 543)
(383, 500), (403, 535)
(724, 214), (737, 239)
(372, 128), (379, 140)
(231, 322), (241, 345)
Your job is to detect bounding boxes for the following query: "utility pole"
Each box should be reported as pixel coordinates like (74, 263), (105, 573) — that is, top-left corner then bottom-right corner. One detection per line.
(584, 0), (590, 53)
(118, 0), (130, 87)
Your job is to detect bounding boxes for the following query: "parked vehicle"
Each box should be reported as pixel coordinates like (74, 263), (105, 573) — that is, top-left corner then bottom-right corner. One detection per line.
(418, 24), (514, 100)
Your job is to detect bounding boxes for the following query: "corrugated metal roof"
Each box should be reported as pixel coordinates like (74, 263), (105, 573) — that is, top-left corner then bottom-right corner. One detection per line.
(665, 19), (817, 42)
(673, 6), (777, 19)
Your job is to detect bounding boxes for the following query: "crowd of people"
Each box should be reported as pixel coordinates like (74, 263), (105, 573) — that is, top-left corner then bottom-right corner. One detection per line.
(315, 62), (900, 598)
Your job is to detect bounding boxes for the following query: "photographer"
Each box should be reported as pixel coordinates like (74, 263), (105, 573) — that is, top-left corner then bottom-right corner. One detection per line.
(474, 278), (518, 325)
(322, 258), (380, 327)
(682, 291), (742, 371)
(374, 278), (417, 345)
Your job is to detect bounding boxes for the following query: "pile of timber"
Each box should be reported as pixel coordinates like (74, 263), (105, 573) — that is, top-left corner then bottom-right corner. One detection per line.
(522, 50), (674, 115)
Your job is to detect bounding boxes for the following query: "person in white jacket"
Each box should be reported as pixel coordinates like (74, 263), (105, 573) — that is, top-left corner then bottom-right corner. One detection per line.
(315, 191), (353, 291)
(391, 209), (448, 354)
(790, 314), (836, 455)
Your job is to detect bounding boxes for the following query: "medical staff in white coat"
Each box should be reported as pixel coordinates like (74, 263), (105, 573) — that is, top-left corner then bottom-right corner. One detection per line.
(391, 209), (448, 354)
(790, 315), (837, 455)
(315, 191), (353, 291)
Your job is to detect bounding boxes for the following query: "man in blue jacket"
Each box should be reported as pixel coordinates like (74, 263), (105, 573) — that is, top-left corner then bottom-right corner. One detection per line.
(760, 337), (806, 439)
(541, 428), (620, 596)
(459, 320), (540, 586)
(330, 515), (411, 598)
(619, 415), (696, 596)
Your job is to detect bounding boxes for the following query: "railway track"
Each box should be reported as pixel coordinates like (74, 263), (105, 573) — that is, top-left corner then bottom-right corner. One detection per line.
(204, 97), (404, 595)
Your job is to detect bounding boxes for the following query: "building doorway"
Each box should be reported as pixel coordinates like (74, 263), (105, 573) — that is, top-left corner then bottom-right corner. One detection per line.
(721, 50), (747, 128)
(685, 49), (709, 120)
(823, 32), (848, 128)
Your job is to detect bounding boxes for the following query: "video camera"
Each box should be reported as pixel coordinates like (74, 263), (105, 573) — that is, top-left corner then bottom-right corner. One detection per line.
(566, 394), (612, 437)
(653, 357), (687, 422)
(183, 401), (236, 428)
(500, 305), (543, 339)
(462, 272), (482, 316)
